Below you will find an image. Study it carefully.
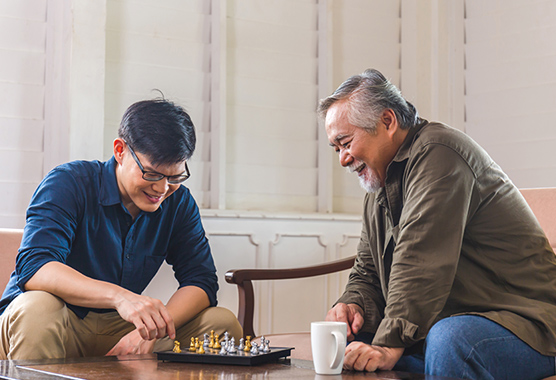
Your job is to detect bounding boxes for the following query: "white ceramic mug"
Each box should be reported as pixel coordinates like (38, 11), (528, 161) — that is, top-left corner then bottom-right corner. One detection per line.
(311, 321), (347, 375)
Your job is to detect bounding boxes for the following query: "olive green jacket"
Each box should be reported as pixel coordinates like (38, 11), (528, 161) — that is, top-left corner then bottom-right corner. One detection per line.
(337, 120), (556, 355)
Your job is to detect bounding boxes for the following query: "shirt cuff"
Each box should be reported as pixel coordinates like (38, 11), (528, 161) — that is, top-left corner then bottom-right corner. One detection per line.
(335, 290), (365, 310)
(372, 317), (421, 348)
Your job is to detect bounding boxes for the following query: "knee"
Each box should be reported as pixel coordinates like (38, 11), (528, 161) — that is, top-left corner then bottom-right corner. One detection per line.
(198, 307), (243, 338)
(7, 291), (68, 332)
(424, 316), (480, 375)
(210, 307), (243, 338)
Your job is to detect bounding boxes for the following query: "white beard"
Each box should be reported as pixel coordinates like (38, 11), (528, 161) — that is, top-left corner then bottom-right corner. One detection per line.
(358, 169), (382, 193)
(348, 161), (382, 193)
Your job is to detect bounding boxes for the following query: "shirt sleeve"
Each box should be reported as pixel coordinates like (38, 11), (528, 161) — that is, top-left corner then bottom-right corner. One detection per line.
(165, 189), (218, 306)
(336, 194), (386, 333)
(372, 142), (478, 348)
(15, 168), (84, 291)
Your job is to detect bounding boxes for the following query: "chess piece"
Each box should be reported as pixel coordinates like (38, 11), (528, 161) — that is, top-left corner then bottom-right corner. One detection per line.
(203, 333), (210, 349)
(213, 334), (221, 349)
(260, 335), (265, 347)
(209, 330), (215, 348)
(262, 339), (271, 353)
(197, 343), (205, 354)
(250, 342), (259, 355)
(189, 337), (196, 352)
(238, 338), (245, 351)
(173, 340), (181, 353)
(244, 336), (252, 352)
(195, 337), (200, 351)
(219, 343), (228, 355)
(228, 337), (237, 353)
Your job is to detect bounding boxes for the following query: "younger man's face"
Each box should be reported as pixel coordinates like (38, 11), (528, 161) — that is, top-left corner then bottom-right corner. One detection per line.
(114, 139), (186, 219)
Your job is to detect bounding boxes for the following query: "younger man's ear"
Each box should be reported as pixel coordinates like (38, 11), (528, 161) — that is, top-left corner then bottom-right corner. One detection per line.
(113, 138), (125, 163)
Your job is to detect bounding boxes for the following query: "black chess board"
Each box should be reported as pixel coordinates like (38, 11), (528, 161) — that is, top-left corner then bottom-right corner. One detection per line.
(156, 346), (293, 366)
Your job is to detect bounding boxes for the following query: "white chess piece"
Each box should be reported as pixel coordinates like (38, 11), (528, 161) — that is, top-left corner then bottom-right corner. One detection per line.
(238, 338), (245, 351)
(228, 337), (237, 353)
(263, 339), (271, 353)
(219, 344), (228, 355)
(203, 333), (210, 348)
(250, 342), (259, 355)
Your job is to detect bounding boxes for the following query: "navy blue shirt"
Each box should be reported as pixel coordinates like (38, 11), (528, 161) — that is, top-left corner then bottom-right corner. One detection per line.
(0, 157), (218, 318)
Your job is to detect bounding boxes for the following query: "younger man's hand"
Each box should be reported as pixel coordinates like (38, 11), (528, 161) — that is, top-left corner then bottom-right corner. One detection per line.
(114, 292), (175, 342)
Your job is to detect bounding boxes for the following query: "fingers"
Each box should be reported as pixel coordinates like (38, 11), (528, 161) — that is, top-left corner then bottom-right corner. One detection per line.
(343, 342), (379, 372)
(343, 344), (403, 372)
(118, 295), (174, 341)
(350, 308), (365, 336)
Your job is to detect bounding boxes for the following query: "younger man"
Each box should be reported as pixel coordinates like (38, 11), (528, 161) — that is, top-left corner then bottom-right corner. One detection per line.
(0, 98), (241, 359)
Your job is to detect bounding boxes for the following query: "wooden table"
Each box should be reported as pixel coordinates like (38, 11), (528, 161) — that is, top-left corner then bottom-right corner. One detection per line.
(0, 354), (461, 380)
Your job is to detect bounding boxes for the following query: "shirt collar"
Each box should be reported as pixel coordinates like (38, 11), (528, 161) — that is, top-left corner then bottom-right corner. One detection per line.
(391, 118), (428, 164)
(100, 156), (122, 206)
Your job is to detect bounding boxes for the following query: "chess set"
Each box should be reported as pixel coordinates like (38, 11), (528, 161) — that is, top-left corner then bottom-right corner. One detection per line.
(156, 331), (293, 366)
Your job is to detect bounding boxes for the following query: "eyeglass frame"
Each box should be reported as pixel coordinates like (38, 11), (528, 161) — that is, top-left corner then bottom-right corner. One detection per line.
(124, 141), (190, 184)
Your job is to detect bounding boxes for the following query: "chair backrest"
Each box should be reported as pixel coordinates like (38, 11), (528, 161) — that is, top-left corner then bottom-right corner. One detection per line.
(0, 228), (23, 291)
(520, 188), (556, 251)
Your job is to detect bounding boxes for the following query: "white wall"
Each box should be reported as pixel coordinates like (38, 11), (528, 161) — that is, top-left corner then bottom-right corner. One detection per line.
(3, 0), (556, 334)
(0, 0), (47, 227)
(464, 0), (556, 189)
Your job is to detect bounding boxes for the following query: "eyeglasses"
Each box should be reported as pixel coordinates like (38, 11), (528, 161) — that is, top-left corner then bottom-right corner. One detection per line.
(125, 142), (190, 184)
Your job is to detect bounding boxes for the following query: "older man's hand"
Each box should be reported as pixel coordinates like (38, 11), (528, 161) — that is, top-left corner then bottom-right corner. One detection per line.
(343, 342), (404, 372)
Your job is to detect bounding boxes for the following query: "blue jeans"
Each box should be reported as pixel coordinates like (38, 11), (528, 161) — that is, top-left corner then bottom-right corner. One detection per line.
(353, 315), (556, 379)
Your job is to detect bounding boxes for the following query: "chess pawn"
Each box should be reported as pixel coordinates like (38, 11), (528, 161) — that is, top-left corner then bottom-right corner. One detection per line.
(189, 337), (196, 352)
(262, 339), (271, 353)
(197, 344), (205, 354)
(213, 334), (221, 349)
(195, 337), (200, 351)
(260, 335), (265, 347)
(173, 340), (181, 353)
(219, 343), (228, 355)
(238, 338), (245, 351)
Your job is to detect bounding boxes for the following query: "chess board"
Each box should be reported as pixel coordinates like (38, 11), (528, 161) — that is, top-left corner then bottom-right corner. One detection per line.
(156, 346), (293, 366)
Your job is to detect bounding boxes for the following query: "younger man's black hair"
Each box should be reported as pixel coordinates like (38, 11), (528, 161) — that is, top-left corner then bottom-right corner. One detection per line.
(118, 98), (196, 166)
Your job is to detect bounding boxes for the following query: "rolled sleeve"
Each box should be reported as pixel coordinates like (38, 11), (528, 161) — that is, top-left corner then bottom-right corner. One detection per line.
(15, 168), (82, 291)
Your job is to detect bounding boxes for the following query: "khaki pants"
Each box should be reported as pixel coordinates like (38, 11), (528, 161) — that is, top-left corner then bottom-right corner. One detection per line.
(0, 290), (242, 360)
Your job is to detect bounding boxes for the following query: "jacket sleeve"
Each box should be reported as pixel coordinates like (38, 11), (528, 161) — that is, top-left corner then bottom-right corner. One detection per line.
(371, 142), (478, 348)
(336, 194), (386, 333)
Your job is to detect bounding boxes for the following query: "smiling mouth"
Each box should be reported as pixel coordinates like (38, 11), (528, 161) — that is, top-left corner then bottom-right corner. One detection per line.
(349, 163), (366, 175)
(144, 192), (163, 203)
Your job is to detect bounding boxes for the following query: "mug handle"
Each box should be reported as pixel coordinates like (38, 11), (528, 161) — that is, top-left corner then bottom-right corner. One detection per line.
(330, 330), (344, 369)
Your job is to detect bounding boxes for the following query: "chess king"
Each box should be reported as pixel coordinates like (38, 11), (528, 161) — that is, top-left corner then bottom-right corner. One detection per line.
(0, 98), (242, 360)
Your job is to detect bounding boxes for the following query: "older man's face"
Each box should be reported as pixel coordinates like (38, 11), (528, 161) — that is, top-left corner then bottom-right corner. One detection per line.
(325, 101), (398, 193)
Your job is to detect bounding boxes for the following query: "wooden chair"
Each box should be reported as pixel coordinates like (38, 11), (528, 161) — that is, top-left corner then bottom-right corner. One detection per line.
(225, 188), (556, 363)
(225, 255), (355, 359)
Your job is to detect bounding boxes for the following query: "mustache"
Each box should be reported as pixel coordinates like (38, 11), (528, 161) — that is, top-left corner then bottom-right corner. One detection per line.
(347, 161), (365, 173)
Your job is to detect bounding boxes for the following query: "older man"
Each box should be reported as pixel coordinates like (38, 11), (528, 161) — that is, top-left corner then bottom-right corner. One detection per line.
(321, 69), (556, 379)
